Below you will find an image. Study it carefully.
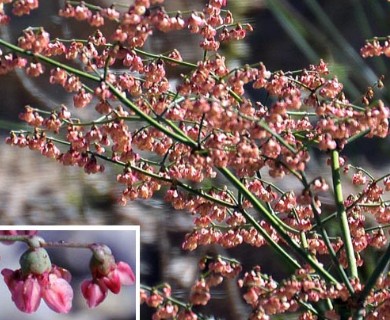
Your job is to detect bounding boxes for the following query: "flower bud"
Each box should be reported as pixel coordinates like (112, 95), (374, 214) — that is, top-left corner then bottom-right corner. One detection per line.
(90, 245), (115, 277)
(20, 248), (52, 276)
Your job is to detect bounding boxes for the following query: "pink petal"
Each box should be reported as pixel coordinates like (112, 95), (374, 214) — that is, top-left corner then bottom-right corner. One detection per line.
(2, 269), (41, 313)
(51, 265), (72, 283)
(13, 277), (41, 313)
(116, 261), (135, 285)
(1, 268), (16, 287)
(103, 269), (121, 294)
(81, 279), (107, 308)
(42, 274), (73, 313)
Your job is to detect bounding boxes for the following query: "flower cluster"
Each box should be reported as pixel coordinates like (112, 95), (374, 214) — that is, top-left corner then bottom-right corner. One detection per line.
(0, 0), (39, 24)
(1, 0), (390, 319)
(0, 52), (27, 75)
(239, 266), (390, 320)
(141, 284), (183, 320)
(141, 256), (241, 319)
(360, 38), (390, 58)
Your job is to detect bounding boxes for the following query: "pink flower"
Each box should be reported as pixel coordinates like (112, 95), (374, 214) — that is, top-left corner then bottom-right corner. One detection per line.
(81, 279), (107, 308)
(101, 261), (135, 294)
(1, 265), (73, 313)
(41, 273), (73, 313)
(2, 270), (41, 313)
(81, 245), (135, 308)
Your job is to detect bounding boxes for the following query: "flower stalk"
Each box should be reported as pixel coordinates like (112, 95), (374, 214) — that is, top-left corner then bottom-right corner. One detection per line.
(331, 149), (358, 279)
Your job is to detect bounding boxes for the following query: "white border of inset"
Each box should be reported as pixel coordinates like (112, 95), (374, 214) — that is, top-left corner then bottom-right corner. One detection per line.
(0, 225), (140, 320)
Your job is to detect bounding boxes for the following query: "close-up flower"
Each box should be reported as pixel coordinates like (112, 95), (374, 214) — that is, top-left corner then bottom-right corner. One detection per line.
(2, 249), (73, 314)
(81, 245), (135, 307)
(0, 231), (137, 318)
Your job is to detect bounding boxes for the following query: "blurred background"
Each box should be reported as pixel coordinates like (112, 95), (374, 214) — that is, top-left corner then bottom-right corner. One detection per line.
(0, 1), (389, 319)
(0, 229), (137, 320)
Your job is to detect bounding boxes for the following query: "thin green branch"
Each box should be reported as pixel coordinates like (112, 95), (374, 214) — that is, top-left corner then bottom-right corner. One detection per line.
(311, 211), (337, 228)
(346, 128), (371, 144)
(134, 48), (198, 68)
(331, 150), (358, 279)
(300, 172), (354, 295)
(365, 223), (390, 233)
(259, 120), (298, 154)
(0, 235), (33, 243)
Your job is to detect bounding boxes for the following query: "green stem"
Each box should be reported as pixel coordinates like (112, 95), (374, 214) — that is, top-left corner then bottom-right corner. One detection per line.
(308, 188), (354, 295)
(0, 235), (95, 250)
(240, 207), (301, 272)
(134, 48), (197, 68)
(331, 149), (358, 278)
(258, 120), (298, 154)
(365, 223), (390, 232)
(0, 235), (33, 243)
(346, 128), (370, 144)
(41, 241), (98, 250)
(311, 211), (337, 228)
(67, 1), (103, 12)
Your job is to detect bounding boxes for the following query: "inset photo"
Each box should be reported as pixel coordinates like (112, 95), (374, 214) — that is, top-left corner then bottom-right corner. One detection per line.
(0, 226), (139, 320)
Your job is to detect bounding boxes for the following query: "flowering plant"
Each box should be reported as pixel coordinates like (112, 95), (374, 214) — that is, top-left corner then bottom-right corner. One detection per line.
(0, 0), (389, 319)
(0, 231), (135, 314)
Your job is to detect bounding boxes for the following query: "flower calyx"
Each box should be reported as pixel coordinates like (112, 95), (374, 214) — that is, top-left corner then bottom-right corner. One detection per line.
(19, 247), (52, 276)
(90, 244), (115, 277)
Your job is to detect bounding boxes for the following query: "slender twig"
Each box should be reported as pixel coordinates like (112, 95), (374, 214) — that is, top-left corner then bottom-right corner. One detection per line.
(300, 172), (354, 295)
(331, 150), (358, 279)
(134, 48), (198, 68)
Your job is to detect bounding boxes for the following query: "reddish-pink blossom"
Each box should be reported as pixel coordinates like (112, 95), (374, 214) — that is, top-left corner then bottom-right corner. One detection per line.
(81, 245), (135, 308)
(1, 265), (73, 313)
(2, 270), (41, 313)
(40, 273), (73, 313)
(81, 279), (108, 308)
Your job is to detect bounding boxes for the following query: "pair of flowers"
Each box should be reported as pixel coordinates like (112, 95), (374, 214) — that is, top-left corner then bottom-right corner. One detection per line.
(1, 244), (135, 313)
